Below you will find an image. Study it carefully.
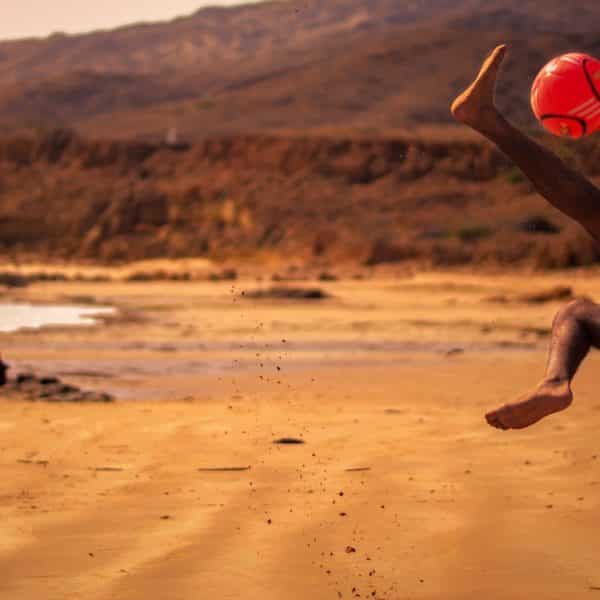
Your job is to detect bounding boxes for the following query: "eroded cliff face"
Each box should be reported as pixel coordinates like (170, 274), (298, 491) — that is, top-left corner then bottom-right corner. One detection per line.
(0, 129), (598, 269)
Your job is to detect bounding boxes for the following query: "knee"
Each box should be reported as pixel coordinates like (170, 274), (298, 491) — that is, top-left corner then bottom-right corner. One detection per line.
(554, 297), (596, 324)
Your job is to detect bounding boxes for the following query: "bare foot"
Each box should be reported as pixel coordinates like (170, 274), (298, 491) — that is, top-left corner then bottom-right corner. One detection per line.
(485, 379), (573, 430)
(451, 44), (507, 135)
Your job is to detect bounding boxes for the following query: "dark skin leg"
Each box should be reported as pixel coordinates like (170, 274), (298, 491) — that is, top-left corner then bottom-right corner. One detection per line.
(451, 45), (600, 429)
(451, 45), (600, 241)
(485, 299), (600, 430)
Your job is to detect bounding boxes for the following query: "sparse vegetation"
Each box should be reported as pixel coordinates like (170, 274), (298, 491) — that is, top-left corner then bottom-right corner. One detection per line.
(196, 99), (216, 111)
(518, 216), (561, 235)
(455, 225), (494, 243)
(127, 271), (192, 282)
(504, 166), (526, 185)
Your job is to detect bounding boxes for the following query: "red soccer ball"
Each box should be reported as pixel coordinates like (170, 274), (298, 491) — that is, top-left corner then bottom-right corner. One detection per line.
(531, 53), (600, 138)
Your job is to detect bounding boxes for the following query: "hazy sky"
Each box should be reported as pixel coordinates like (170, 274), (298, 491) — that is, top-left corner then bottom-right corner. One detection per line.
(0, 1), (267, 41)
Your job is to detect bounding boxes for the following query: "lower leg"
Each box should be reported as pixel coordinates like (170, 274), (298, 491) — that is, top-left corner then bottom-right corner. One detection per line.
(486, 298), (600, 430)
(452, 45), (600, 240)
(544, 299), (600, 382)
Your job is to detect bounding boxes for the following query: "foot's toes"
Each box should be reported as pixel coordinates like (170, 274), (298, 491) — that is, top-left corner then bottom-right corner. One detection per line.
(477, 45), (508, 80)
(476, 44), (508, 88)
(488, 44), (507, 68)
(451, 44), (508, 124)
(485, 409), (510, 430)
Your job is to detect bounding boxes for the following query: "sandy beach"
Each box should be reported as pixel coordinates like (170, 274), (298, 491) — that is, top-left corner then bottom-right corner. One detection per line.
(1, 272), (600, 599)
(3, 2), (600, 598)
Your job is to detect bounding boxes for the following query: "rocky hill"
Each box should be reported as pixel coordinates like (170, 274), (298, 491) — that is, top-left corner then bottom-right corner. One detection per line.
(0, 1), (598, 138)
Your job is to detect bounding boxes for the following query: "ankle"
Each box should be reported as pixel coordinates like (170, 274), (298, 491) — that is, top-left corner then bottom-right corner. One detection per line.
(482, 111), (513, 140)
(542, 376), (570, 388)
(541, 377), (573, 408)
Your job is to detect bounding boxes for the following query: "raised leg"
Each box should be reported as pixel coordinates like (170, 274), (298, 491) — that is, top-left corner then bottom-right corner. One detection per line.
(451, 45), (600, 240)
(486, 298), (600, 429)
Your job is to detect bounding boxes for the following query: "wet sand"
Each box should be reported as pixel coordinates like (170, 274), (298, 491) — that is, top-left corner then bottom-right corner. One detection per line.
(2, 271), (600, 599)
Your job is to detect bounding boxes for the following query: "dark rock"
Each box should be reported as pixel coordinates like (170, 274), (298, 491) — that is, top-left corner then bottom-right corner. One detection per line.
(16, 373), (35, 384)
(245, 286), (330, 300)
(0, 358), (9, 386)
(58, 384), (80, 395)
(39, 386), (61, 398)
(0, 273), (28, 288)
(6, 371), (114, 403)
(445, 347), (464, 357)
(517, 286), (573, 304)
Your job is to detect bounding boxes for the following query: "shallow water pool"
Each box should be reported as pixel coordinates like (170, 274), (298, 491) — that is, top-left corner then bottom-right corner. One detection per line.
(0, 303), (115, 333)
